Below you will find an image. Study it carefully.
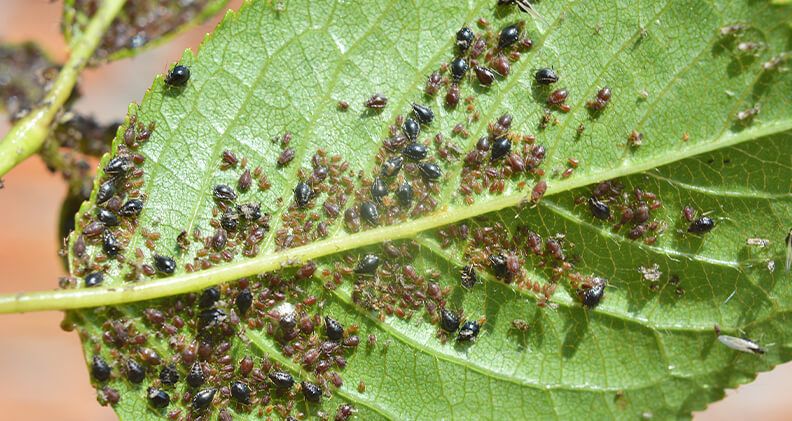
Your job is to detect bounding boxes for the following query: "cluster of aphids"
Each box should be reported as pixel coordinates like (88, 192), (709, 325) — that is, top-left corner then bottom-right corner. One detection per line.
(278, 147), (355, 249)
(68, 113), (175, 287)
(425, 19), (532, 107)
(578, 180), (666, 245)
(83, 268), (359, 420)
(458, 114), (546, 204)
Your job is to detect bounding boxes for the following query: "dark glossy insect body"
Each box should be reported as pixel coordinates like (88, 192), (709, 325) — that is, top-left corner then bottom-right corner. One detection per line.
(230, 381), (251, 404)
(186, 362), (205, 387)
(588, 197), (610, 220)
(294, 182), (313, 208)
(456, 26), (475, 52)
(97, 208), (119, 226)
(402, 143), (428, 161)
(154, 255), (176, 274)
(688, 216), (715, 234)
(269, 371), (295, 389)
(126, 360), (145, 383)
(457, 320), (480, 341)
(85, 272), (104, 287)
(165, 65), (190, 86)
(460, 265), (477, 288)
(213, 184), (237, 202)
(221, 208), (239, 230)
(199, 287), (220, 308)
(396, 182), (413, 207)
(491, 137), (511, 161)
(102, 231), (120, 257)
(476, 136), (490, 151)
(325, 316), (344, 341)
(236, 288), (253, 314)
(119, 199), (143, 216)
(534, 68), (559, 85)
(445, 84), (460, 107)
(105, 156), (131, 177)
(547, 88), (569, 105)
(192, 388), (216, 410)
(439, 308), (460, 332)
(147, 387), (170, 408)
(450, 57), (469, 82)
(159, 365), (179, 385)
(97, 181), (115, 204)
(498, 24), (520, 49)
(489, 254), (508, 278)
(474, 66), (496, 86)
(403, 118), (420, 141)
(354, 254), (381, 274)
(91, 356), (111, 381)
(418, 162), (442, 181)
(364, 93), (388, 109)
(198, 308), (226, 330)
(579, 277), (607, 308)
(211, 228), (227, 251)
(412, 103), (434, 125)
(360, 201), (379, 226)
(370, 177), (389, 202)
(380, 156), (403, 177)
(301, 381), (323, 402)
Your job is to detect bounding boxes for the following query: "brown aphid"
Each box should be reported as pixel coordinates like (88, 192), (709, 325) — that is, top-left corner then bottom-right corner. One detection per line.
(277, 148), (296, 167)
(364, 93), (388, 109)
(425, 72), (442, 96)
(221, 150), (238, 168)
(357, 380), (366, 393)
(445, 84), (460, 108)
(547, 88), (569, 106)
(627, 130), (644, 147)
(238, 169), (252, 191)
(531, 180), (547, 202)
(337, 100), (349, 111)
(586, 86), (611, 111)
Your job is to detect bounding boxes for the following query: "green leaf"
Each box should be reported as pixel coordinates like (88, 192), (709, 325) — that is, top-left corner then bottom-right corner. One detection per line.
(62, 0), (229, 62)
(59, 0), (791, 419)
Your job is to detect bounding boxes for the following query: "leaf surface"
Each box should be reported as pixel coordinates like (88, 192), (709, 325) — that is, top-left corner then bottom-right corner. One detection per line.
(65, 1), (792, 419)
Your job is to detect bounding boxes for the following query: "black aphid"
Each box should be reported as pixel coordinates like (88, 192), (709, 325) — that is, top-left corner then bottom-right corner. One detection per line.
(213, 184), (237, 202)
(450, 57), (469, 82)
(97, 181), (115, 204)
(165, 65), (190, 86)
(456, 26), (475, 52)
(491, 137), (511, 161)
(588, 197), (610, 220)
(85, 272), (104, 287)
(370, 177), (389, 203)
(440, 309), (460, 332)
(294, 182), (313, 208)
(235, 288), (253, 314)
(489, 254), (508, 278)
(199, 287), (220, 309)
(325, 316), (345, 341)
(105, 156), (131, 177)
(301, 381), (323, 402)
(269, 371), (295, 389)
(403, 118), (420, 141)
(198, 308), (226, 330)
(402, 143), (428, 161)
(688, 216), (715, 234)
(186, 362), (205, 387)
(126, 360), (145, 384)
(460, 265), (477, 288)
(91, 356), (111, 382)
(457, 320), (480, 341)
(498, 24), (520, 49)
(102, 231), (120, 257)
(221, 208), (239, 231)
(396, 182), (413, 207)
(579, 277), (607, 308)
(230, 381), (251, 404)
(153, 255), (176, 274)
(380, 156), (403, 177)
(192, 388), (216, 410)
(417, 162), (442, 181)
(535, 68), (559, 85)
(119, 199), (143, 216)
(354, 254), (381, 274)
(147, 387), (170, 408)
(412, 103), (434, 125)
(360, 201), (380, 226)
(97, 208), (119, 226)
(159, 364), (179, 385)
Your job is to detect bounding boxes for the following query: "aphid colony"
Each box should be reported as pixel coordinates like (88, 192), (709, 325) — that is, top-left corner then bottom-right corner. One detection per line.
(81, 269), (362, 420)
(458, 114), (546, 204)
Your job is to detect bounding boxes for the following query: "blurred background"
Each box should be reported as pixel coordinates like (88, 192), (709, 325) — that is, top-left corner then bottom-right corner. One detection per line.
(0, 1), (789, 420)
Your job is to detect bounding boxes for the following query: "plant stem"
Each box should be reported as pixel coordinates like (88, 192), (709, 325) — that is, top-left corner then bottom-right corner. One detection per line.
(0, 0), (126, 178)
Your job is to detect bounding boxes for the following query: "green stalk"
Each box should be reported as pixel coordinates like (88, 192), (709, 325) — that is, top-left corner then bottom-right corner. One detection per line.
(0, 0), (126, 177)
